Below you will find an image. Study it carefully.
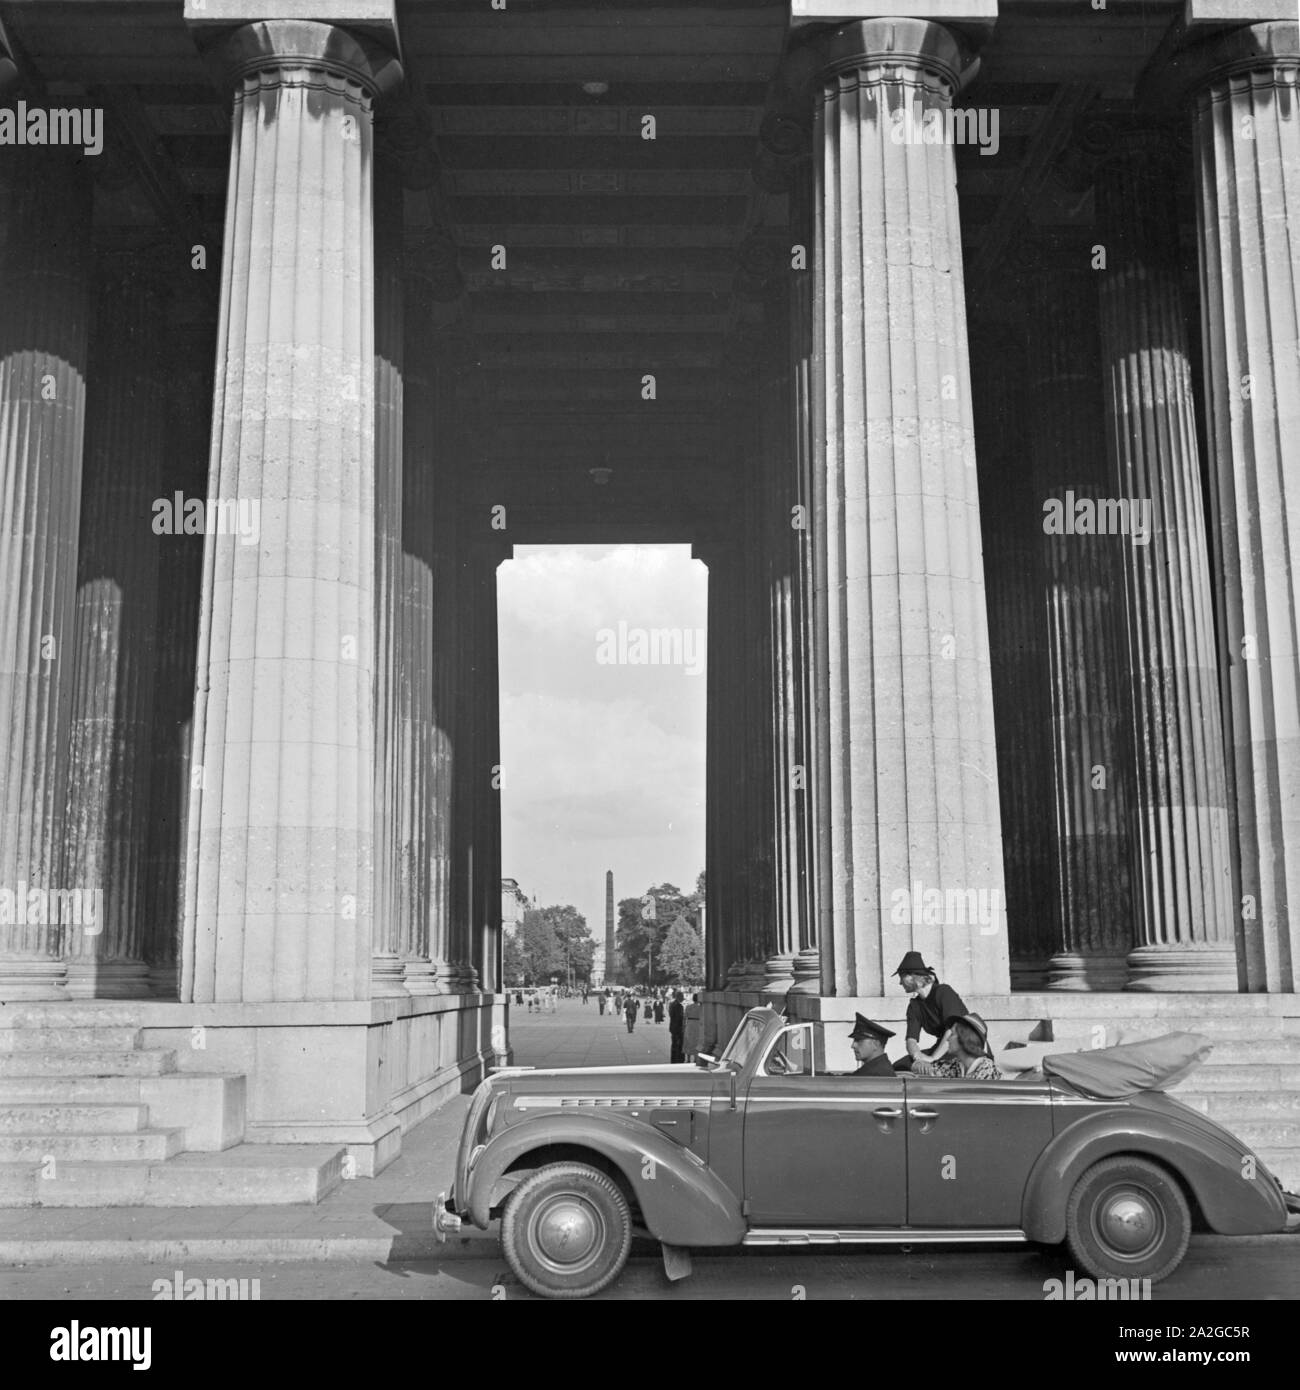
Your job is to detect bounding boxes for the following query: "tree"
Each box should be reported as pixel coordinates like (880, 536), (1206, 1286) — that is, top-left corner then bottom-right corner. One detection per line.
(616, 882), (699, 986)
(518, 909), (563, 984)
(501, 932), (526, 987)
(658, 914), (704, 985)
(520, 904), (594, 986)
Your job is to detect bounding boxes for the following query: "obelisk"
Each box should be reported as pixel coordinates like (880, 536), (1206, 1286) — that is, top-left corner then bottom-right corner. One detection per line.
(605, 871), (616, 983)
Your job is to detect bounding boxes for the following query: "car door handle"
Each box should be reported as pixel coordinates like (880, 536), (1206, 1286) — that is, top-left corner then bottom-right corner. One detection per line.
(872, 1107), (903, 1118)
(909, 1108), (938, 1118)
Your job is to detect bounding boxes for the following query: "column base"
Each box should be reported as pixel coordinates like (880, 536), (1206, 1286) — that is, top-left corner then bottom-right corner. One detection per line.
(64, 959), (151, 1000)
(1125, 944), (1239, 992)
(147, 963), (179, 1000)
(370, 952), (408, 998)
(1011, 956), (1050, 991)
(787, 948), (822, 995)
(1046, 952), (1130, 992)
(761, 952), (797, 993)
(402, 959), (440, 995)
(0, 958), (67, 1001)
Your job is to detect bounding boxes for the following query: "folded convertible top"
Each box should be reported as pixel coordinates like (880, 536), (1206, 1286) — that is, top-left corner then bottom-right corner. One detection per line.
(1042, 1031), (1214, 1098)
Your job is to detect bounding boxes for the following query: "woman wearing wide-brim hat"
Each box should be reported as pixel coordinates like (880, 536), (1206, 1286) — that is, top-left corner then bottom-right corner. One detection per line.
(919, 1013), (1003, 1081)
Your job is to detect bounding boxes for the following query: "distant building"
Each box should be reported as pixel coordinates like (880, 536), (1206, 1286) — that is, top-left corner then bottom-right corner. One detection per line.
(501, 879), (529, 934)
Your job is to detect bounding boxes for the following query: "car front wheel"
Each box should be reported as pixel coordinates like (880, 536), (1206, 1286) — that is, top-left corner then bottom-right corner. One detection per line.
(501, 1161), (633, 1299)
(1065, 1155), (1191, 1283)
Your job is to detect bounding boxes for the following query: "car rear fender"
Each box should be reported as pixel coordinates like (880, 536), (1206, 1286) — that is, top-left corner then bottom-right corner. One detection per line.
(465, 1111), (746, 1247)
(1022, 1107), (1287, 1243)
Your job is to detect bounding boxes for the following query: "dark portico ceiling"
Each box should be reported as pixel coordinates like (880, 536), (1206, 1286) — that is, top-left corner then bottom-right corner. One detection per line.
(0, 0), (1188, 525)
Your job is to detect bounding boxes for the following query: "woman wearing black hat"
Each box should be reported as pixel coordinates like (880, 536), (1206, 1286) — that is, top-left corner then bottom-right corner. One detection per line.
(920, 1015), (1003, 1081)
(892, 951), (968, 1074)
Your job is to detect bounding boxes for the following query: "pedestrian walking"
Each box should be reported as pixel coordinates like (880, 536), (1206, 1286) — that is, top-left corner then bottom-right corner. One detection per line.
(653, 997), (664, 1025)
(683, 993), (702, 1062)
(598, 992), (606, 1016)
(624, 995), (638, 1033)
(668, 989), (685, 1063)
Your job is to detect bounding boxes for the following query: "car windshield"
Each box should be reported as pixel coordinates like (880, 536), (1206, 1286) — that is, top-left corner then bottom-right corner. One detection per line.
(719, 1014), (770, 1068)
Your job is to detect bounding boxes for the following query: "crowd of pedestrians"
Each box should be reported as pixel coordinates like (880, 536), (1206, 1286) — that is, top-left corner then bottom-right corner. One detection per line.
(511, 982), (704, 1062)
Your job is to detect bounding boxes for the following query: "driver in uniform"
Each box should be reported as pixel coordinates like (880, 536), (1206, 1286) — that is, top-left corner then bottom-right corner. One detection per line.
(847, 1013), (896, 1076)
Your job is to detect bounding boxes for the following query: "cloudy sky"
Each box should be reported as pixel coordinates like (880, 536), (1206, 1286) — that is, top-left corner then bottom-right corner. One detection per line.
(498, 544), (707, 941)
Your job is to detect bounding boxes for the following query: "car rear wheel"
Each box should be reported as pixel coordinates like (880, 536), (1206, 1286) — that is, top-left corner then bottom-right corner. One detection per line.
(1065, 1155), (1191, 1283)
(501, 1161), (633, 1299)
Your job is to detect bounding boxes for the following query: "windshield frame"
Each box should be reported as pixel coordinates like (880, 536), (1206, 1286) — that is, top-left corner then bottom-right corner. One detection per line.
(718, 1008), (780, 1070)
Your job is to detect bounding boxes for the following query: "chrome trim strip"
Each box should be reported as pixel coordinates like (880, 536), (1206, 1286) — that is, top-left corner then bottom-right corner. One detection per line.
(742, 1228), (1028, 1247)
(513, 1096), (708, 1110)
(746, 1095), (1051, 1105)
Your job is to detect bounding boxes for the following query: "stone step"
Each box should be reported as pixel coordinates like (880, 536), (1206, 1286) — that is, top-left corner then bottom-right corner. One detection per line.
(0, 1049), (176, 1078)
(0, 1129), (183, 1163)
(1220, 1120), (1300, 1153)
(0, 1104), (147, 1135)
(0, 1027), (139, 1053)
(1030, 995), (1281, 1019)
(1170, 1063), (1291, 1091)
(0, 1006), (142, 1030)
(0, 1072), (245, 1152)
(0, 1144), (345, 1207)
(1048, 1018), (1286, 1043)
(1257, 1150), (1300, 1191)
(1177, 1092), (1300, 1122)
(1199, 1039), (1300, 1065)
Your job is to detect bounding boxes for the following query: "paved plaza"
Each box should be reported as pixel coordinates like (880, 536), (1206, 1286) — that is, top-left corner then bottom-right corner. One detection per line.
(507, 997), (680, 1069)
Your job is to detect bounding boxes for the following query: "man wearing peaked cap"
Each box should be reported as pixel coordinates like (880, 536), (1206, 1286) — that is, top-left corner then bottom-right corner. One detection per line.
(847, 1013), (896, 1077)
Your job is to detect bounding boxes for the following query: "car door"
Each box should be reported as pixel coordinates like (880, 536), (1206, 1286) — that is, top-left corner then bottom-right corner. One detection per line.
(904, 1075), (1054, 1228)
(742, 1023), (908, 1227)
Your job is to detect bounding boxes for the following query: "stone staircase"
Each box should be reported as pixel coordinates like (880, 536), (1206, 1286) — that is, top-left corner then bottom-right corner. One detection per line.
(1033, 1002), (1300, 1192)
(0, 1006), (345, 1207)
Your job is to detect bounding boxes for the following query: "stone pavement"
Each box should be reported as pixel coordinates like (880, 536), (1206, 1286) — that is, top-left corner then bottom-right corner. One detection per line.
(0, 997), (675, 1267)
(507, 994), (678, 1068)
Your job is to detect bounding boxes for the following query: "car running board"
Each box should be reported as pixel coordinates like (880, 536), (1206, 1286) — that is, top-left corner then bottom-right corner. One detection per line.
(742, 1228), (1028, 1247)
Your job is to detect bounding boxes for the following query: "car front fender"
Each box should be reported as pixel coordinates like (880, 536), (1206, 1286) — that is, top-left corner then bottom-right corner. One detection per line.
(1022, 1107), (1287, 1244)
(464, 1111), (746, 1247)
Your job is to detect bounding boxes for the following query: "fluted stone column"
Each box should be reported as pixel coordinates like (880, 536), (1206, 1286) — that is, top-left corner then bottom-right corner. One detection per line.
(809, 20), (1008, 997)
(144, 308), (215, 998)
(475, 547), (500, 995)
(397, 271), (443, 993)
(448, 540), (483, 992)
(788, 156), (824, 996)
(62, 255), (169, 998)
(0, 154), (91, 1000)
(1096, 132), (1237, 991)
(370, 156), (406, 997)
(1186, 22), (1300, 992)
(970, 313), (1057, 989)
(181, 21), (402, 1003)
(702, 541), (739, 991)
(759, 321), (799, 995)
(1025, 254), (1137, 989)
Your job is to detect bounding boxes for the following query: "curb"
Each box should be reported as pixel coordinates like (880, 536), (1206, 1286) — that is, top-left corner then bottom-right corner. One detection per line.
(0, 1232), (505, 1266)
